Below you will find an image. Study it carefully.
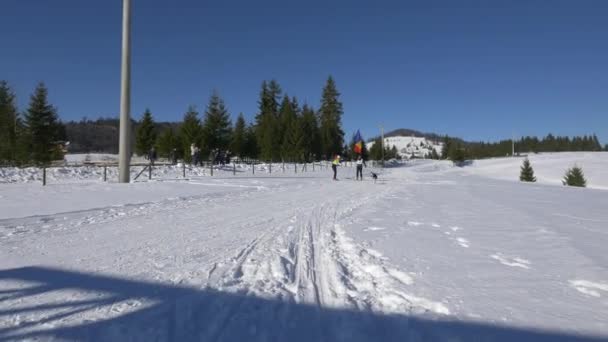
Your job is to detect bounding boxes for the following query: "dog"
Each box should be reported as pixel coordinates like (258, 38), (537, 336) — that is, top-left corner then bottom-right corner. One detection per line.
(371, 172), (378, 183)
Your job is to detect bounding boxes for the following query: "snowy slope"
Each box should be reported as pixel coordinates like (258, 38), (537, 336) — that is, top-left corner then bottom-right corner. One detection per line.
(1, 156), (607, 341)
(462, 152), (608, 190)
(368, 136), (443, 158)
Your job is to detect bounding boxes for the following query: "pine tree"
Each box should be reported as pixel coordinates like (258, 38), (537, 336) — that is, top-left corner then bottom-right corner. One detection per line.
(591, 134), (601, 151)
(23, 83), (64, 164)
(441, 135), (451, 159)
(268, 81), (282, 160)
(360, 141), (369, 161)
(430, 147), (440, 160)
(0, 81), (19, 163)
(369, 138), (383, 160)
(157, 128), (178, 158)
(13, 116), (29, 164)
(279, 95), (297, 160)
(519, 158), (537, 182)
(202, 91), (232, 156)
(449, 143), (467, 164)
(284, 114), (305, 162)
(179, 105), (203, 162)
(255, 80), (282, 161)
(244, 124), (258, 159)
(390, 145), (399, 159)
(135, 109), (157, 156)
(318, 76), (345, 159)
(299, 104), (321, 162)
(563, 165), (587, 187)
(231, 113), (247, 159)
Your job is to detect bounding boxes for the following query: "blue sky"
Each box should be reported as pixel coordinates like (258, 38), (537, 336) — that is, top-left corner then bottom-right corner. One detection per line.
(1, 0), (607, 143)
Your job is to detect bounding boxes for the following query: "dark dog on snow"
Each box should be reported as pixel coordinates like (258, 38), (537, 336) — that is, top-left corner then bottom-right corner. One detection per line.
(371, 172), (378, 183)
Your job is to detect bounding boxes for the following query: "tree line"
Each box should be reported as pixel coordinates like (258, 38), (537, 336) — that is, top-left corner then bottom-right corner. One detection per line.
(136, 77), (345, 163)
(440, 134), (605, 163)
(0, 77), (346, 165)
(2, 77), (606, 166)
(0, 81), (67, 165)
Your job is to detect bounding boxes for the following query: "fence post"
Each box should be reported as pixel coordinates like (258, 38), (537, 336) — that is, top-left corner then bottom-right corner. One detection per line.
(282, 162), (285, 173)
(269, 163), (272, 174)
(294, 163), (297, 174)
(104, 165), (107, 182)
(42, 167), (46, 186)
(210, 162), (213, 176)
(233, 163), (236, 176)
(312, 162), (315, 172)
(252, 163), (255, 175)
(182, 162), (186, 178)
(148, 163), (152, 180)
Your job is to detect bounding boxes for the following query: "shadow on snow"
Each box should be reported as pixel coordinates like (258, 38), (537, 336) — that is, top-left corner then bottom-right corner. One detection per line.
(0, 266), (606, 342)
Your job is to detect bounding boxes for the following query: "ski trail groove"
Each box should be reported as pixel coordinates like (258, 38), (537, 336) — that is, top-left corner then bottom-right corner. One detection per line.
(202, 188), (451, 339)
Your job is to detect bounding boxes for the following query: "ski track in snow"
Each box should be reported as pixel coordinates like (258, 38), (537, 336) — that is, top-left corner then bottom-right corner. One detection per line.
(201, 193), (450, 340)
(490, 254), (531, 269)
(569, 280), (608, 297)
(455, 237), (470, 248)
(363, 226), (386, 232)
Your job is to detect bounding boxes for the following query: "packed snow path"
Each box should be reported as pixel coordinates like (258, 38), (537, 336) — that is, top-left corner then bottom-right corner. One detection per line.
(1, 161), (607, 341)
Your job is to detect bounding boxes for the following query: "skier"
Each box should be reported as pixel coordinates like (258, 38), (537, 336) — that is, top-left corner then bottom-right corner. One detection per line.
(147, 147), (157, 166)
(171, 148), (177, 165)
(331, 154), (341, 180)
(194, 147), (201, 166)
(355, 155), (366, 181)
(190, 143), (196, 166)
(169, 148), (178, 165)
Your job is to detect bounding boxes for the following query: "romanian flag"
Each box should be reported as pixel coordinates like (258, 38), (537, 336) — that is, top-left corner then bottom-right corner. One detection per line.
(353, 130), (363, 154)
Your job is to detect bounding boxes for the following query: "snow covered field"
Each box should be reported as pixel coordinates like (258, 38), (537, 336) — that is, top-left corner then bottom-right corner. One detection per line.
(463, 152), (608, 190)
(1, 153), (607, 341)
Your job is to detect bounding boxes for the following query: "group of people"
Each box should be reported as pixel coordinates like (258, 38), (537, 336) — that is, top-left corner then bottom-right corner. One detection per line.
(190, 144), (231, 166)
(331, 155), (367, 181)
(146, 146), (178, 165)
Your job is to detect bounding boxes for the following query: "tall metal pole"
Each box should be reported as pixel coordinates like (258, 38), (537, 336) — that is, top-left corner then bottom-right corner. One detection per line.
(380, 124), (385, 168)
(512, 131), (515, 157)
(118, 0), (132, 183)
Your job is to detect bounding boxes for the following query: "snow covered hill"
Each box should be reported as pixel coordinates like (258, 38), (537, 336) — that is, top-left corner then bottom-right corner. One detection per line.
(367, 136), (443, 159)
(1, 153), (607, 341)
(461, 152), (608, 190)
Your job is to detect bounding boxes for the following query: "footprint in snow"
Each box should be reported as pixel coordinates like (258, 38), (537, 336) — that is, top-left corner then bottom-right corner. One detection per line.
(431, 223), (441, 228)
(490, 254), (531, 269)
(407, 221), (423, 227)
(450, 226), (461, 232)
(569, 280), (608, 297)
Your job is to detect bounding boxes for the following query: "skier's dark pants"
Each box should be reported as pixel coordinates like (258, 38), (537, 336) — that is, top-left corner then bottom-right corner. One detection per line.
(356, 165), (363, 180)
(332, 164), (337, 180)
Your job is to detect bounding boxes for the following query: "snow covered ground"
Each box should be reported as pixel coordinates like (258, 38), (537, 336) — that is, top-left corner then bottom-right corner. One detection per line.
(1, 153), (607, 341)
(462, 152), (608, 190)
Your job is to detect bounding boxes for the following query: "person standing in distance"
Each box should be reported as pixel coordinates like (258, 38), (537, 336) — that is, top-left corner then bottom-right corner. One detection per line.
(356, 155), (366, 181)
(332, 155), (341, 180)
